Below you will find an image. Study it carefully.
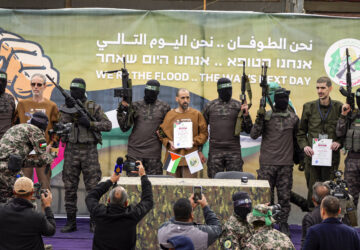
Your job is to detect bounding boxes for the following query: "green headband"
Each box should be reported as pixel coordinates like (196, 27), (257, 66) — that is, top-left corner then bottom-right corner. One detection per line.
(70, 82), (85, 89)
(145, 85), (160, 91)
(252, 209), (273, 226)
(217, 83), (232, 90)
(0, 73), (6, 80)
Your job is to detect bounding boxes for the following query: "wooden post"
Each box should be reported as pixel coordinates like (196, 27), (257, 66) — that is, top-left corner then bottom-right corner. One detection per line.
(204, 0), (206, 11)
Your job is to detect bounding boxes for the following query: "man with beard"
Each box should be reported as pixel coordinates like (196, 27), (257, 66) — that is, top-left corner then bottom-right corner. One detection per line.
(297, 77), (343, 208)
(159, 88), (208, 178)
(250, 88), (299, 236)
(117, 80), (170, 175)
(0, 70), (15, 140)
(202, 78), (252, 178)
(59, 78), (112, 233)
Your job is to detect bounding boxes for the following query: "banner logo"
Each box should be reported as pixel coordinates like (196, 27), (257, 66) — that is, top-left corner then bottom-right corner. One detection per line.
(324, 38), (360, 87)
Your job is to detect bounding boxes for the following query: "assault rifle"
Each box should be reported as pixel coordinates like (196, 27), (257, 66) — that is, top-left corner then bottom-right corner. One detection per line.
(240, 62), (247, 106)
(105, 56), (132, 104)
(259, 63), (274, 111)
(45, 74), (102, 144)
(339, 48), (355, 112)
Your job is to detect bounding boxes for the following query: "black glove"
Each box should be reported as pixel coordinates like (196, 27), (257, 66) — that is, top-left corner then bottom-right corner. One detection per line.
(78, 115), (90, 128)
(65, 96), (76, 108)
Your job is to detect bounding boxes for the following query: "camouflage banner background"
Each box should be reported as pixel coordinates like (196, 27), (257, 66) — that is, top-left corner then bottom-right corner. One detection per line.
(0, 9), (359, 204)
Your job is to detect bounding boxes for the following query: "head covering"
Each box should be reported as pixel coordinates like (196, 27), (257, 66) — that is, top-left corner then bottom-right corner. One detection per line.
(14, 177), (33, 194)
(166, 236), (195, 250)
(268, 82), (295, 111)
(70, 78), (86, 100)
(247, 204), (275, 226)
(144, 79), (160, 104)
(274, 88), (290, 111)
(217, 78), (232, 102)
(233, 191), (252, 220)
(29, 112), (49, 131)
(0, 70), (7, 94)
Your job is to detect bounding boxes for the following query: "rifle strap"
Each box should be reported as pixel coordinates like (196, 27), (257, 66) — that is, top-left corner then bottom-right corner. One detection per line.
(234, 76), (252, 136)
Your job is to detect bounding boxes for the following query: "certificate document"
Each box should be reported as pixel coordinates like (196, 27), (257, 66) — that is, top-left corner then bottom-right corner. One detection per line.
(312, 138), (332, 167)
(174, 120), (193, 149)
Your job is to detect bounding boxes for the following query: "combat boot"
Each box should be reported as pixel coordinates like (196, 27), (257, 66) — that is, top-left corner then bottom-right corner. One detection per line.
(279, 222), (291, 237)
(61, 213), (77, 233)
(90, 216), (96, 233)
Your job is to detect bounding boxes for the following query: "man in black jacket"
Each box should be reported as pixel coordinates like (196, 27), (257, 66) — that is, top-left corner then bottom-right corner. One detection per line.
(86, 161), (153, 250)
(301, 181), (330, 248)
(0, 176), (55, 250)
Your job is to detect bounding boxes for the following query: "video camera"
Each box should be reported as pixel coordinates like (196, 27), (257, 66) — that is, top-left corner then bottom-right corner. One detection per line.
(328, 170), (349, 199)
(48, 122), (72, 147)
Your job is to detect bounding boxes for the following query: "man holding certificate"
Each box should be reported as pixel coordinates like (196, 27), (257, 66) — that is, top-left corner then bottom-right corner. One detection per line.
(159, 88), (208, 178)
(297, 76), (343, 208)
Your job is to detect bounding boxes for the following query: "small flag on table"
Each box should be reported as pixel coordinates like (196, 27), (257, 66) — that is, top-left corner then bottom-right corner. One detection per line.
(164, 151), (182, 173)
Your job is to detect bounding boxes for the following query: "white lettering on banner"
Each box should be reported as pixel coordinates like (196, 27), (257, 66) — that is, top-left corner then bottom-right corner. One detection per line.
(96, 54), (137, 64)
(276, 59), (312, 69)
(154, 72), (189, 81)
(174, 56), (210, 66)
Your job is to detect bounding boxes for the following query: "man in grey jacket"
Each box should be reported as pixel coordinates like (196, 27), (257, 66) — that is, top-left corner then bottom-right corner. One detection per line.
(158, 194), (222, 250)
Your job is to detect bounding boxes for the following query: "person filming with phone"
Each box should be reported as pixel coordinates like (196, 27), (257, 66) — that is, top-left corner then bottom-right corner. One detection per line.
(85, 160), (153, 250)
(158, 188), (222, 249)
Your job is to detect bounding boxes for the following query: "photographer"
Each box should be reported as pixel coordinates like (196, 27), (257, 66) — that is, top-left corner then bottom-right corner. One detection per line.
(158, 194), (222, 249)
(219, 191), (254, 249)
(85, 161), (153, 250)
(0, 177), (55, 250)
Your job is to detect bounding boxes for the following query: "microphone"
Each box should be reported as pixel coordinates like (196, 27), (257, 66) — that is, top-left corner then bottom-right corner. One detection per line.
(105, 70), (120, 74)
(114, 157), (123, 175)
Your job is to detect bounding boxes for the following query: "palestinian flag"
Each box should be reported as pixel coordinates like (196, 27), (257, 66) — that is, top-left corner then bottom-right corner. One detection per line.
(164, 151), (182, 173)
(39, 142), (47, 148)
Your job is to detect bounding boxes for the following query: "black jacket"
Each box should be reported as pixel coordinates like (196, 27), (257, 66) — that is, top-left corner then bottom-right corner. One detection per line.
(301, 205), (322, 249)
(0, 198), (56, 250)
(86, 175), (153, 250)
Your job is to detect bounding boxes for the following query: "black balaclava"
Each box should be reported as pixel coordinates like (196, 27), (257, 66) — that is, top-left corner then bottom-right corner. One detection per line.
(144, 80), (160, 104)
(233, 191), (252, 220)
(274, 88), (290, 111)
(356, 89), (360, 110)
(29, 112), (49, 131)
(217, 78), (232, 102)
(0, 70), (7, 94)
(70, 78), (86, 100)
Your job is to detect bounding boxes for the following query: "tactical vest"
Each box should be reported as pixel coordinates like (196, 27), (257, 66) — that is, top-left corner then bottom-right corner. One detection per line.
(264, 110), (290, 121)
(345, 117), (360, 152)
(68, 100), (102, 144)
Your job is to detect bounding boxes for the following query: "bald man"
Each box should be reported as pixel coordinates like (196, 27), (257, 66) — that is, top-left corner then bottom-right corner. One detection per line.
(85, 161), (153, 249)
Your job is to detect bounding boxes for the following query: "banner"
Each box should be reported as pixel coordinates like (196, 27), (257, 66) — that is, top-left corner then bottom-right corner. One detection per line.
(1, 9), (359, 185)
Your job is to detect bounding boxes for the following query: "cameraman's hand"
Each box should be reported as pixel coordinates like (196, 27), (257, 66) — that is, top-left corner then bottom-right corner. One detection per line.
(110, 172), (120, 184)
(189, 194), (199, 209)
(197, 194), (208, 209)
(121, 100), (129, 107)
(131, 161), (146, 177)
(41, 189), (52, 209)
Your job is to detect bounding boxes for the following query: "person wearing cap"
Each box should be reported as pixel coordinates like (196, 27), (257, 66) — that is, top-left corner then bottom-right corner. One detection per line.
(202, 78), (253, 178)
(303, 195), (360, 250)
(0, 177), (55, 250)
(245, 204), (295, 250)
(117, 80), (170, 176)
(0, 70), (15, 140)
(297, 77), (343, 208)
(14, 73), (59, 190)
(0, 112), (54, 203)
(159, 88), (208, 178)
(250, 88), (299, 236)
(158, 194), (222, 249)
(219, 191), (254, 250)
(59, 78), (112, 233)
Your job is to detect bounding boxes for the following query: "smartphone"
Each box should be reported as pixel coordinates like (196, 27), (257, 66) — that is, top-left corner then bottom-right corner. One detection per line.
(193, 186), (202, 203)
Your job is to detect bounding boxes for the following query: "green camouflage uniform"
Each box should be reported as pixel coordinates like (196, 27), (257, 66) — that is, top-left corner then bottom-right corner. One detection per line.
(202, 98), (253, 178)
(59, 100), (111, 214)
(0, 123), (54, 202)
(245, 204), (295, 250)
(220, 214), (254, 250)
(297, 99), (343, 207)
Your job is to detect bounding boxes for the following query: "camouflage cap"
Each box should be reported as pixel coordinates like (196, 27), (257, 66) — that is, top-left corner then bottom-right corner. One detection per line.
(14, 177), (34, 194)
(247, 204), (275, 226)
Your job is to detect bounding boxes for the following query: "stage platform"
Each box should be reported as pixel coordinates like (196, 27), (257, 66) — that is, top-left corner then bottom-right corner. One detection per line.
(44, 218), (313, 250)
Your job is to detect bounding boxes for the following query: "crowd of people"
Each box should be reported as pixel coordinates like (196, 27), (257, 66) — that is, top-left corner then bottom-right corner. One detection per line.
(0, 69), (360, 249)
